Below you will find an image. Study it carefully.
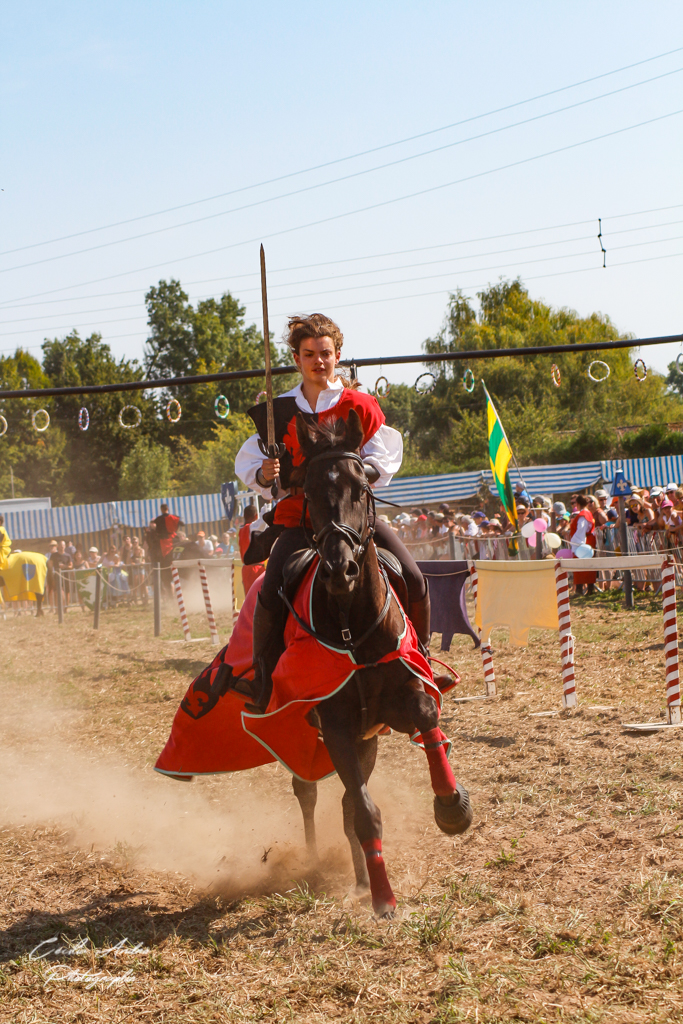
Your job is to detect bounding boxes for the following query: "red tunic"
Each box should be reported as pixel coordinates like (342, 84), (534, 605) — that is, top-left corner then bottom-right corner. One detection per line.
(569, 509), (597, 585)
(239, 522), (265, 594)
(248, 388), (385, 528)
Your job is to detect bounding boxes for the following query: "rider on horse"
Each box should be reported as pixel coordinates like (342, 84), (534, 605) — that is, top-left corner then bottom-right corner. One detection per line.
(235, 313), (431, 706)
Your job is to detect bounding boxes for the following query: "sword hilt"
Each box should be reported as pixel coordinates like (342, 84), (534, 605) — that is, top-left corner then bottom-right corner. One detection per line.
(258, 439), (286, 499)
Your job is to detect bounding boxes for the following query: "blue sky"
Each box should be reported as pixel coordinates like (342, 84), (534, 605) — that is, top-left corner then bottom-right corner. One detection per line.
(1, 1), (682, 391)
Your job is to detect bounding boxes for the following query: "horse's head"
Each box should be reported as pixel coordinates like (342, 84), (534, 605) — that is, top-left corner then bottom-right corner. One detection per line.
(294, 408), (372, 601)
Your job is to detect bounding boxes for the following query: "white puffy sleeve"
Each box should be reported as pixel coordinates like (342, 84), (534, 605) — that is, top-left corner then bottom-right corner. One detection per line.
(572, 516), (590, 546)
(360, 424), (403, 488)
(234, 434), (286, 500)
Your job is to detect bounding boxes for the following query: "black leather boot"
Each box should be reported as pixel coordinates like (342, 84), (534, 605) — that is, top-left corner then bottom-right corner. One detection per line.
(250, 595), (284, 712)
(409, 587), (431, 653)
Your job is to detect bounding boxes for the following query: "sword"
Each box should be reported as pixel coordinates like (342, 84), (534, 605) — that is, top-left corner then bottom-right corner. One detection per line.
(258, 244), (285, 499)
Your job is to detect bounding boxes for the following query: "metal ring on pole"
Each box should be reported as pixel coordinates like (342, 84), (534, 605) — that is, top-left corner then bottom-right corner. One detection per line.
(677, 352), (683, 375)
(214, 394), (230, 419)
(634, 358), (647, 383)
(462, 368), (475, 393)
(78, 407), (89, 431)
(374, 375), (390, 398)
(587, 360), (610, 383)
(256, 391), (267, 404)
(118, 405), (142, 428)
(551, 364), (561, 388)
(0, 415), (7, 438)
(166, 398), (182, 423)
(414, 372), (436, 395)
(32, 408), (50, 432)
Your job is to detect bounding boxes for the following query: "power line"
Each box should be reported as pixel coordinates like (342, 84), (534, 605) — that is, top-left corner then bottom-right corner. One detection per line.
(3, 248), (683, 355)
(3, 236), (683, 339)
(4, 200), (683, 310)
(4, 67), (681, 275)
(4, 45), (682, 259)
(0, 106), (680, 306)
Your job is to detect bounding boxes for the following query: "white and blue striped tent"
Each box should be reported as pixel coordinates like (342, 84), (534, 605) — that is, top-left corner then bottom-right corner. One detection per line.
(115, 493), (225, 529)
(378, 471), (485, 506)
(601, 456), (683, 489)
(483, 461), (603, 497)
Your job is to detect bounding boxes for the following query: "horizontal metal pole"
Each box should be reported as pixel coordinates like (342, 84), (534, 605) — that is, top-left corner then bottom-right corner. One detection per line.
(171, 557), (234, 567)
(558, 555), (663, 570)
(0, 332), (681, 400)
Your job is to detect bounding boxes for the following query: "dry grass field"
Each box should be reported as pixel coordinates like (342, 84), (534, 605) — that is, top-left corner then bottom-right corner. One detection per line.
(1, 588), (683, 1023)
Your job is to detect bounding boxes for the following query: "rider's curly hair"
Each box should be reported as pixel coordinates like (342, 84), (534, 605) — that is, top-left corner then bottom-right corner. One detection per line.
(284, 314), (359, 389)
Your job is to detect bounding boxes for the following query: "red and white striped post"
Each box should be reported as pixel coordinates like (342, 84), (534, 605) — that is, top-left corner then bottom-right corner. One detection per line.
(198, 561), (220, 646)
(171, 566), (192, 641)
(662, 558), (681, 725)
(468, 563), (496, 696)
(554, 561), (577, 708)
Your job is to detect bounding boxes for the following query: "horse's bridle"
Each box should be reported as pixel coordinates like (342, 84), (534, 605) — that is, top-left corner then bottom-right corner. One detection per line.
(280, 447), (393, 657)
(300, 449), (376, 568)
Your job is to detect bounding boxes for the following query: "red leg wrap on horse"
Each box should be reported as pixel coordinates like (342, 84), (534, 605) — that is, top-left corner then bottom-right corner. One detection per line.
(361, 838), (396, 910)
(422, 728), (456, 796)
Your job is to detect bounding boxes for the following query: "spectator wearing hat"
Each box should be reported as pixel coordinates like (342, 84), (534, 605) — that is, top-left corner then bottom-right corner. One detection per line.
(514, 481), (531, 506)
(585, 495), (607, 528)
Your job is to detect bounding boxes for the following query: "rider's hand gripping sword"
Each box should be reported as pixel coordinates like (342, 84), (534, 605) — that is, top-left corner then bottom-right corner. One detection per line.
(258, 244), (285, 499)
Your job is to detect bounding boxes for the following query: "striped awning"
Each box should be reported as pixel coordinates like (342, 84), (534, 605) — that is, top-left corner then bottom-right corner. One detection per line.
(378, 471), (485, 506)
(114, 493), (225, 529)
(601, 456), (683, 489)
(483, 461), (603, 497)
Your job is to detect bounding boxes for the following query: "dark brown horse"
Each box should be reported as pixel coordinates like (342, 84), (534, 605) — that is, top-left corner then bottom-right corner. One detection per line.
(286, 409), (472, 918)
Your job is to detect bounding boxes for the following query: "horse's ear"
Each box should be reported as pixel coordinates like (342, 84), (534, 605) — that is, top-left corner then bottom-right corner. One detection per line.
(344, 408), (364, 453)
(295, 411), (316, 455)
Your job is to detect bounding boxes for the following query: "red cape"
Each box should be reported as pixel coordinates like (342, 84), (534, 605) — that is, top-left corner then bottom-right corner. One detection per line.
(155, 560), (447, 782)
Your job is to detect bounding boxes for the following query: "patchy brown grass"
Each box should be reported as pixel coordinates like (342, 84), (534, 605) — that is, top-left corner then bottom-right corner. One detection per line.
(1, 589), (683, 1022)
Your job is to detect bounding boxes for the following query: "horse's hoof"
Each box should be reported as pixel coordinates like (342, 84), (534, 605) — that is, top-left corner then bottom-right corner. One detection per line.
(350, 883), (371, 901)
(373, 902), (396, 920)
(434, 782), (473, 835)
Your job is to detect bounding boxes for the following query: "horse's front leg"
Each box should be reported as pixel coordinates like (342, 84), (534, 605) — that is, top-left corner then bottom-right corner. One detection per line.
(291, 776), (319, 862)
(407, 686), (473, 836)
(342, 736), (378, 898)
(320, 716), (395, 918)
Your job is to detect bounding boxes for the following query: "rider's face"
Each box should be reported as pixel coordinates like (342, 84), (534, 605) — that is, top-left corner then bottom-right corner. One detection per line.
(294, 335), (340, 385)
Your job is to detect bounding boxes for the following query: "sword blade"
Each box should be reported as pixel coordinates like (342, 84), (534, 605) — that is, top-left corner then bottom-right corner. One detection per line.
(260, 244), (276, 451)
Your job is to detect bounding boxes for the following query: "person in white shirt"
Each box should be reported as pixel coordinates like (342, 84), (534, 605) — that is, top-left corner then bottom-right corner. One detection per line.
(235, 312), (431, 707)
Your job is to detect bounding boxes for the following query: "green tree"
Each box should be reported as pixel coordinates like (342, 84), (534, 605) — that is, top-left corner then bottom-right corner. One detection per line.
(396, 278), (683, 473)
(0, 350), (70, 502)
(40, 331), (155, 503)
(119, 438), (172, 500)
(170, 414), (254, 496)
(143, 280), (293, 446)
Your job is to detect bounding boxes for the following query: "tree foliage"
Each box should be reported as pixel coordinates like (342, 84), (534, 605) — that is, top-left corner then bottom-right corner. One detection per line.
(381, 279), (683, 474)
(2, 276), (682, 504)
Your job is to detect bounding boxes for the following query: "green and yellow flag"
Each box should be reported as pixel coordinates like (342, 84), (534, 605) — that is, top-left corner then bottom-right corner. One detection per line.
(483, 382), (517, 527)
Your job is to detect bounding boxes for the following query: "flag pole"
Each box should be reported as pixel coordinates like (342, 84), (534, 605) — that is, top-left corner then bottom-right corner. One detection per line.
(481, 379), (529, 494)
